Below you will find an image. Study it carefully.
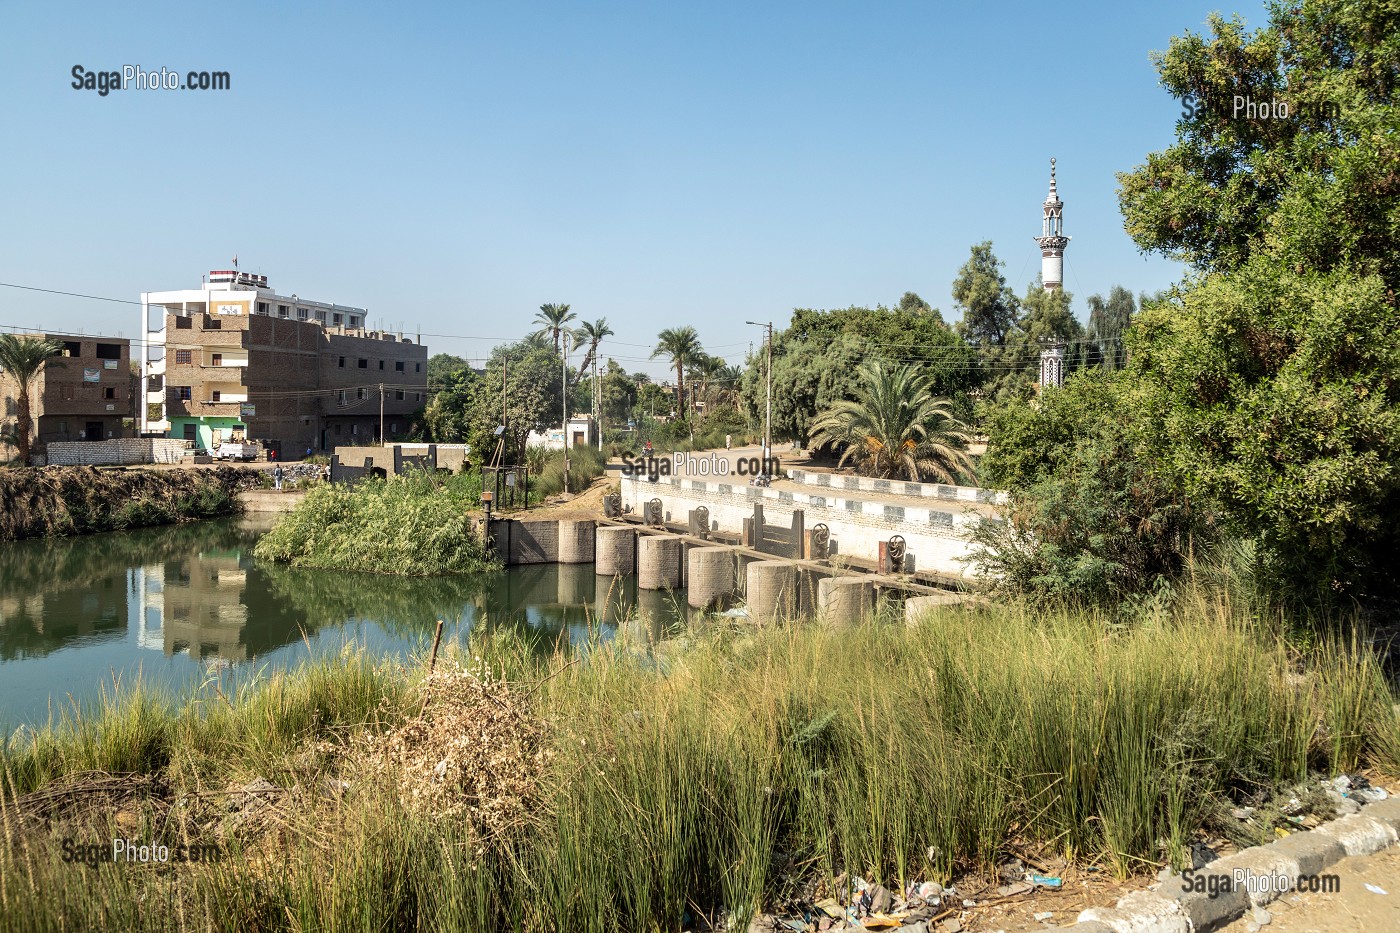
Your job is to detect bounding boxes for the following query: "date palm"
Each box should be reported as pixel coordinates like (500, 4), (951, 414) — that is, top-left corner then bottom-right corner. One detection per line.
(0, 334), (64, 465)
(651, 326), (702, 413)
(533, 303), (576, 354)
(809, 360), (973, 483)
(572, 318), (614, 377)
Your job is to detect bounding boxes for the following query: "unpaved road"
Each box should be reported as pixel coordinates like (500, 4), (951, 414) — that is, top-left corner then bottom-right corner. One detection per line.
(1219, 845), (1400, 932)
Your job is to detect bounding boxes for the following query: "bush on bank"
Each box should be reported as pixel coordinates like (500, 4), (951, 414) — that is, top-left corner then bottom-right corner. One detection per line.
(253, 469), (499, 575)
(3, 597), (1399, 932)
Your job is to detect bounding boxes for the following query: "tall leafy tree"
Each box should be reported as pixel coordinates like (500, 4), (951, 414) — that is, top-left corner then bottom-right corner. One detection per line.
(533, 303), (576, 354)
(952, 242), (1020, 348)
(738, 305), (977, 444)
(1113, 1), (1400, 601)
(0, 335), (64, 465)
(808, 360), (973, 482)
(651, 326), (702, 413)
(1085, 286), (1136, 369)
(896, 290), (944, 325)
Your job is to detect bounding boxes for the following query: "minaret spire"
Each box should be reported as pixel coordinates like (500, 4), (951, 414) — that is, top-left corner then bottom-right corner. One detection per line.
(1034, 157), (1070, 290)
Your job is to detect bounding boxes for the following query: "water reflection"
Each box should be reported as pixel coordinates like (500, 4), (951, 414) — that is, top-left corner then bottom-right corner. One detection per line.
(0, 519), (691, 724)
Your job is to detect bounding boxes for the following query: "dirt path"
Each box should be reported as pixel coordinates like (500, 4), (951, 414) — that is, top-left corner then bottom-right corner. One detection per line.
(1216, 845), (1400, 932)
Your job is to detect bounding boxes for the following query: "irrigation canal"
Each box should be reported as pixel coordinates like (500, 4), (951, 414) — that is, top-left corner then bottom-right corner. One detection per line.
(0, 517), (694, 728)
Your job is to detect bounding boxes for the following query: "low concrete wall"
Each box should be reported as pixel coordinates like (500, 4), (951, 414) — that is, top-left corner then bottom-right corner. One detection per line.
(786, 469), (1008, 506)
(624, 475), (988, 578)
(238, 490), (308, 513)
(46, 438), (188, 466)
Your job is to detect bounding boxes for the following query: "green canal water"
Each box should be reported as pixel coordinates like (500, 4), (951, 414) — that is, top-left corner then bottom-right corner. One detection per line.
(0, 518), (690, 728)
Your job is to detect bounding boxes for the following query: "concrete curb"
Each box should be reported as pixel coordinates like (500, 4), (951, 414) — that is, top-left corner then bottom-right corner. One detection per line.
(1055, 797), (1400, 932)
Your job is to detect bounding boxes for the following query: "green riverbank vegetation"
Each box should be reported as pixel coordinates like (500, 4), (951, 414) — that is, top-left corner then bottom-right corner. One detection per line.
(4, 593), (1399, 932)
(252, 447), (606, 575)
(0, 466), (253, 541)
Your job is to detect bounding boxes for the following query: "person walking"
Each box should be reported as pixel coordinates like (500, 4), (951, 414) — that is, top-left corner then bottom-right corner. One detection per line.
(725, 433), (732, 451)
(274, 464), (284, 492)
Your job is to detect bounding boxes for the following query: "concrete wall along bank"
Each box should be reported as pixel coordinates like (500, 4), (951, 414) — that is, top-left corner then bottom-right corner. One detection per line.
(623, 474), (998, 578)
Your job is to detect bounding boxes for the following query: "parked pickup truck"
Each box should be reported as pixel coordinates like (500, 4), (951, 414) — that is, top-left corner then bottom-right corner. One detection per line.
(213, 442), (259, 461)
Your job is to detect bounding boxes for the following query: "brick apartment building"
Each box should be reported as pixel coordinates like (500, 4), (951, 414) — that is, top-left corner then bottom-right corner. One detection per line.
(0, 333), (135, 450)
(140, 271), (428, 453)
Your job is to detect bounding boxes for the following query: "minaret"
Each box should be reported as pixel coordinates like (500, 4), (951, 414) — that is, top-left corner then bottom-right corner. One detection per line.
(1034, 158), (1070, 290)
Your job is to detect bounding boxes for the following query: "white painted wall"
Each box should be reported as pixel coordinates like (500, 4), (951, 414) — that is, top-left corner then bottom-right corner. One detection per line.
(622, 474), (998, 579)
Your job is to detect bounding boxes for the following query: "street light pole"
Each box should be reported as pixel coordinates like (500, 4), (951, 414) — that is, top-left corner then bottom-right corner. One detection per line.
(561, 335), (570, 495)
(746, 320), (772, 475)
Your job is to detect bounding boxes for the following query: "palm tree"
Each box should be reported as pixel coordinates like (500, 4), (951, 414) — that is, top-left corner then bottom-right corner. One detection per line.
(808, 360), (973, 482)
(690, 353), (729, 413)
(533, 303), (576, 354)
(572, 318), (614, 377)
(651, 326), (702, 413)
(0, 334), (64, 465)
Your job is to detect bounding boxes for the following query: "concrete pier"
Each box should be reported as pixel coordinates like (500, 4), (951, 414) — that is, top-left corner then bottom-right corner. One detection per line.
(746, 560), (798, 625)
(819, 576), (874, 628)
(595, 525), (636, 576)
(637, 535), (685, 590)
(558, 520), (596, 564)
(686, 546), (738, 609)
(904, 591), (966, 625)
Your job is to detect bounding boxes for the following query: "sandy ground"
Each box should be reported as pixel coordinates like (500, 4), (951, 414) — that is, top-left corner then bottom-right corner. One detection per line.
(1217, 845), (1400, 933)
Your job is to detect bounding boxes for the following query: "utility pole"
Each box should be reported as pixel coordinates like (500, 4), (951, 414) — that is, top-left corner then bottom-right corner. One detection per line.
(379, 383), (385, 445)
(746, 320), (773, 475)
(562, 337), (570, 494)
(594, 353), (602, 451)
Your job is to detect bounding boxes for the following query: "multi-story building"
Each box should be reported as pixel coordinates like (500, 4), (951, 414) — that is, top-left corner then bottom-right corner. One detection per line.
(0, 332), (134, 449)
(140, 271), (428, 453)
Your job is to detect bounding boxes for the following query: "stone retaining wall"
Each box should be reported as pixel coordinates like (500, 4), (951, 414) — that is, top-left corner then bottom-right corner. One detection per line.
(46, 438), (189, 466)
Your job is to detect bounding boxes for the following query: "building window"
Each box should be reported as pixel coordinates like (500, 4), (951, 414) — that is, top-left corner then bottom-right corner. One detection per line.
(211, 353), (223, 366)
(183, 424), (197, 441)
(211, 391), (221, 401)
(95, 343), (122, 360)
(63, 341), (82, 357)
(316, 310), (327, 323)
(257, 302), (269, 315)
(338, 356), (346, 368)
(334, 423), (342, 435)
(349, 316), (361, 328)
(104, 387), (116, 400)
(378, 360), (385, 370)
(415, 392), (422, 402)
(357, 358), (368, 369)
(297, 307), (308, 320)
(278, 304), (289, 318)
(395, 361), (405, 372)
(415, 363), (421, 373)
(61, 386), (75, 401)
(357, 388), (367, 401)
(56, 421), (68, 434)
(395, 390), (404, 400)
(175, 349), (192, 364)
(390, 423), (398, 433)
(332, 313), (343, 326)
(336, 390), (346, 407)
(175, 386), (192, 401)
(351, 424), (358, 436)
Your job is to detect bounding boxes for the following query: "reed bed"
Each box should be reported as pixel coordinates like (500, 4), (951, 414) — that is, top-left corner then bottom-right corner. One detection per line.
(3, 597), (1398, 933)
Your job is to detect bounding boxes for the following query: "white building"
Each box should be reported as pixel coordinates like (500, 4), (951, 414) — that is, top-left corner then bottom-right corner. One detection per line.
(139, 269), (371, 436)
(526, 415), (595, 450)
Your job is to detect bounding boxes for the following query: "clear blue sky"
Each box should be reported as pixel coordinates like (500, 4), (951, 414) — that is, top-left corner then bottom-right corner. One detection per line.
(0, 0), (1269, 377)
